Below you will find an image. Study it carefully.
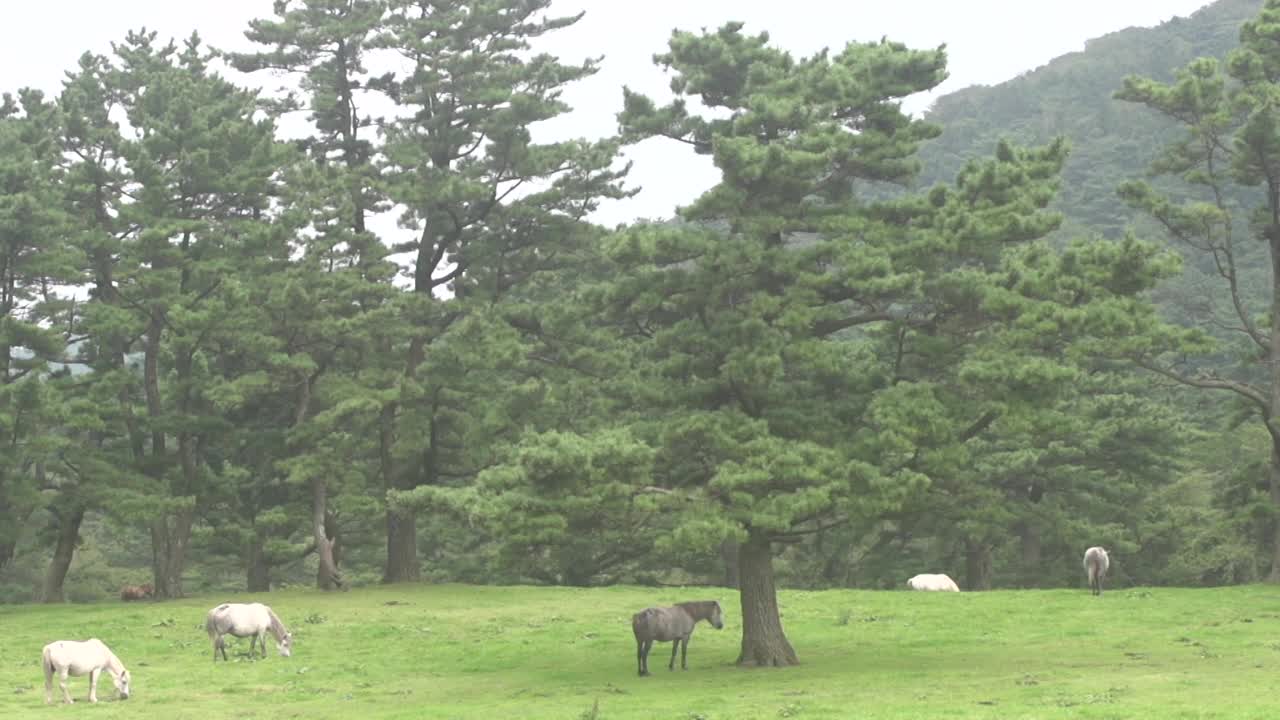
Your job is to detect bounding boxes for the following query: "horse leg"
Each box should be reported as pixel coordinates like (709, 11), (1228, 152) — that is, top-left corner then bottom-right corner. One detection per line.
(668, 640), (679, 671)
(88, 668), (99, 703)
(59, 668), (73, 704)
(681, 635), (689, 670)
(636, 640), (644, 676)
(640, 640), (651, 676)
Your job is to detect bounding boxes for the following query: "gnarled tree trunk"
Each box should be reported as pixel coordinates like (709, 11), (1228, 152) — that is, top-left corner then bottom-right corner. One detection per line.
(314, 478), (342, 590)
(41, 506), (85, 603)
(736, 533), (798, 667)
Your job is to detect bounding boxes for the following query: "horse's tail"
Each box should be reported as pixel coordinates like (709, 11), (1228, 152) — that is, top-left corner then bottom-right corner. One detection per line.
(205, 610), (218, 639)
(41, 645), (54, 686)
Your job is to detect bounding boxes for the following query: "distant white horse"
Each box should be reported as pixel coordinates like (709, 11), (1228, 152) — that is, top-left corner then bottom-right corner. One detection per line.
(1084, 546), (1110, 596)
(42, 639), (131, 704)
(907, 573), (961, 592)
(205, 602), (293, 661)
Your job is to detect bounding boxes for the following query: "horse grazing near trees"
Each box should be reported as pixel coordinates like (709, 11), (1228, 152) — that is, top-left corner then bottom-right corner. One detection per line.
(631, 600), (724, 676)
(1084, 546), (1110, 596)
(205, 602), (293, 661)
(42, 639), (131, 704)
(120, 583), (153, 601)
(907, 573), (960, 592)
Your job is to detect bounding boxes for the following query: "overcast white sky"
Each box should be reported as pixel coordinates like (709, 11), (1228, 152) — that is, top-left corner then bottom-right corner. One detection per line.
(1, 0), (1217, 225)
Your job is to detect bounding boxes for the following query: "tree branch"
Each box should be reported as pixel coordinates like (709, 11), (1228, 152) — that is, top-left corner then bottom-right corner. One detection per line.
(1133, 357), (1268, 412)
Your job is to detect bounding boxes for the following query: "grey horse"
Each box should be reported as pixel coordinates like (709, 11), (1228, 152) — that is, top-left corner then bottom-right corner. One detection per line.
(1084, 546), (1110, 596)
(631, 600), (724, 676)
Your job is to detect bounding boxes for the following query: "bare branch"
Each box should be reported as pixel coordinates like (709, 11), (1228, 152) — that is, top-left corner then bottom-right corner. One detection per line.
(1133, 357), (1269, 412)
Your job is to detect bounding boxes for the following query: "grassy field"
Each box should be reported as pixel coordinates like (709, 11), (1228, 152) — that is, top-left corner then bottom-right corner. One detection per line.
(2, 583), (1278, 719)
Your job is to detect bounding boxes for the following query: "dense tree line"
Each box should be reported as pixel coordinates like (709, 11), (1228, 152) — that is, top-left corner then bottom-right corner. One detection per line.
(4, 0), (1280, 665)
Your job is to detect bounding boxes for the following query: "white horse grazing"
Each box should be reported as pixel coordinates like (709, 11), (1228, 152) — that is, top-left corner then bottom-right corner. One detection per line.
(907, 573), (961, 592)
(206, 602), (293, 661)
(1084, 546), (1110, 596)
(42, 639), (131, 704)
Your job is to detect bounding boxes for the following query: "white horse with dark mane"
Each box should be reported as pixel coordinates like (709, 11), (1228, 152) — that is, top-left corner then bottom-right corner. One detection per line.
(42, 639), (131, 704)
(907, 573), (960, 592)
(1084, 546), (1110, 596)
(205, 602), (293, 661)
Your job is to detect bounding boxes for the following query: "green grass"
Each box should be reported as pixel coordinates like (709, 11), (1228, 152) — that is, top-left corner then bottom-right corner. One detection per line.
(2, 583), (1279, 718)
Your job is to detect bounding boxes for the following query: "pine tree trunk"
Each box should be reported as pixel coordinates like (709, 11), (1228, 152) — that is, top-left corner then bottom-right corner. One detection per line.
(328, 511), (343, 568)
(313, 478), (341, 590)
(247, 532), (270, 592)
(1269, 445), (1280, 582)
(965, 539), (993, 591)
(379, 397), (419, 583)
(721, 539), (740, 588)
(41, 506), (85, 603)
(1018, 521), (1041, 586)
(0, 484), (15, 572)
(0, 487), (37, 573)
(1267, 223), (1280, 582)
(383, 511), (419, 583)
(151, 511), (193, 598)
(0, 540), (14, 573)
(736, 533), (799, 667)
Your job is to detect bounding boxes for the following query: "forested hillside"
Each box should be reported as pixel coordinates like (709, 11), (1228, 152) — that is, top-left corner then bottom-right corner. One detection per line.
(921, 0), (1261, 237)
(913, 0), (1278, 591)
(5, 1), (1280, 654)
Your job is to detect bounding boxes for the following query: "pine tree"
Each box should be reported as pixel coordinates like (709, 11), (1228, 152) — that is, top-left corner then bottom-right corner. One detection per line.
(608, 23), (1182, 663)
(369, 0), (628, 582)
(231, 0), (395, 590)
(0, 89), (79, 580)
(608, 24), (951, 666)
(62, 31), (292, 597)
(1115, 0), (1280, 581)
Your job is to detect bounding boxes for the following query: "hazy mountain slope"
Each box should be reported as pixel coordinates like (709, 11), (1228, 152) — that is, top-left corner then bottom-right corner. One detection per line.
(919, 0), (1261, 237)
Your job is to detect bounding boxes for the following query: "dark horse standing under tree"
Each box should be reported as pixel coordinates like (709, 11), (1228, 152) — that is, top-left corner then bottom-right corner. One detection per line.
(631, 600), (724, 676)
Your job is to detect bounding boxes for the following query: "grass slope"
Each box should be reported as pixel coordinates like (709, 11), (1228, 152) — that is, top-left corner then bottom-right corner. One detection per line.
(1, 583), (1278, 719)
